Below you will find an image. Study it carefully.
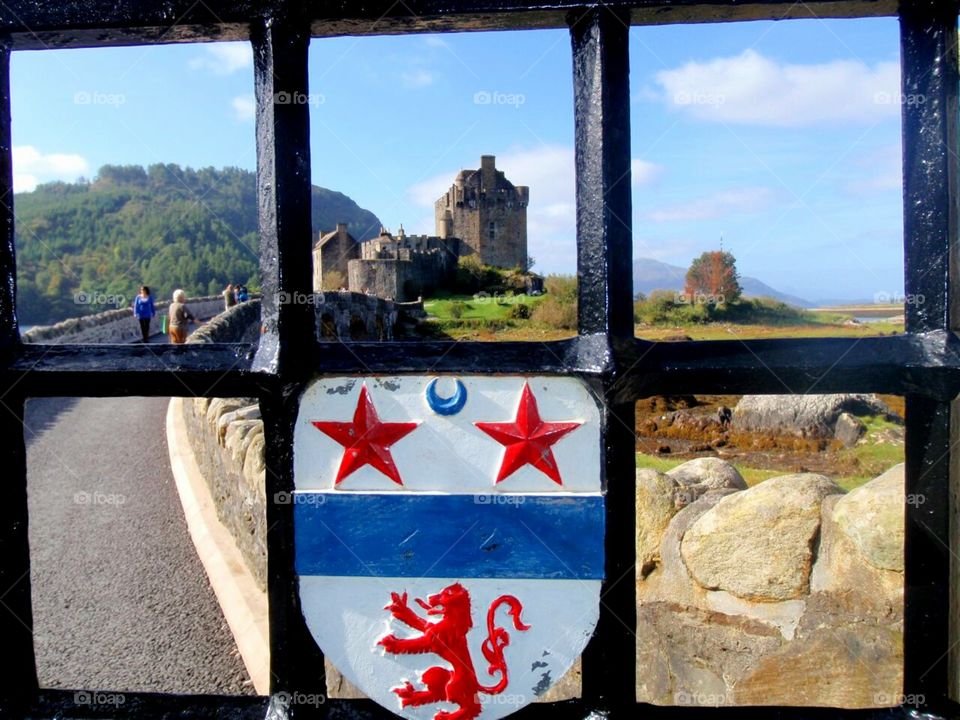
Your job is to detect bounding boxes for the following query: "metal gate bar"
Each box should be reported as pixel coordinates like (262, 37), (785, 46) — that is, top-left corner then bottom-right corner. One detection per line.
(0, 2), (956, 719)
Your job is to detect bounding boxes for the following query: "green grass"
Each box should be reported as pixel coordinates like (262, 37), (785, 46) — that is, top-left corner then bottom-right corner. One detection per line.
(635, 454), (783, 486)
(424, 294), (544, 322)
(833, 415), (905, 488)
(636, 321), (901, 341)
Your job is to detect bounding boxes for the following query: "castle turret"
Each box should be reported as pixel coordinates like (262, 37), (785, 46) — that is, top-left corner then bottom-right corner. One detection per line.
(439, 209), (454, 239)
(480, 155), (496, 192)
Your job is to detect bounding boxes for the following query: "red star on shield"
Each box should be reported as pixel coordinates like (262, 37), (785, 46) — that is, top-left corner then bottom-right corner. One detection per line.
(475, 382), (582, 485)
(312, 385), (419, 486)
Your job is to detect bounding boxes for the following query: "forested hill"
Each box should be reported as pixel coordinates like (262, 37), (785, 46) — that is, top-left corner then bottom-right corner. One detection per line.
(14, 163), (382, 325)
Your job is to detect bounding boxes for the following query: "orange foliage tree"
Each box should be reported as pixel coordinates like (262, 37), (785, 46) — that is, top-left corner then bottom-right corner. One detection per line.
(684, 251), (742, 303)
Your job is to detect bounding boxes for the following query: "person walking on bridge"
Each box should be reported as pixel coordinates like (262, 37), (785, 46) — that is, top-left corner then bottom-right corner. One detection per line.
(223, 283), (236, 311)
(168, 289), (196, 344)
(132, 285), (155, 343)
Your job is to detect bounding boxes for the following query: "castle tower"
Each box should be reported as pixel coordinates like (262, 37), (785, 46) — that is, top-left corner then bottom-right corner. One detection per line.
(313, 222), (357, 291)
(434, 155), (528, 269)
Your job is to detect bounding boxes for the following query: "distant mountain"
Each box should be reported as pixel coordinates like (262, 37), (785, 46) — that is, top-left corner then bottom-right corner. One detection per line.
(632, 257), (812, 308)
(15, 163), (382, 324)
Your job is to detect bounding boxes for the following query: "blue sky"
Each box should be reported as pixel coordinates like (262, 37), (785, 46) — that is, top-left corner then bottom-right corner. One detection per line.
(10, 17), (906, 303)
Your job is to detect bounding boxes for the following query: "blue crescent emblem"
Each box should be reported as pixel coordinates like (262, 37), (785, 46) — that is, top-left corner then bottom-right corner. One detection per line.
(425, 378), (468, 416)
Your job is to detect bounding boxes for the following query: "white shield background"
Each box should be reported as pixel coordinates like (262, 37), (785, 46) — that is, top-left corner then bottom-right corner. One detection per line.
(293, 375), (604, 719)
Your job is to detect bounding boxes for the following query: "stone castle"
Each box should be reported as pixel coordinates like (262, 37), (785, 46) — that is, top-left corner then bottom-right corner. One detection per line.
(313, 155), (528, 301)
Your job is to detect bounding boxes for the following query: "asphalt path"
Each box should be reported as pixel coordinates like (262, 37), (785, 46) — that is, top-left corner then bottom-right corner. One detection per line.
(25, 350), (255, 695)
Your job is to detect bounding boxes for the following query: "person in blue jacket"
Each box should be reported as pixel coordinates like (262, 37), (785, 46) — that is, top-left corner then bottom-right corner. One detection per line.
(133, 285), (155, 342)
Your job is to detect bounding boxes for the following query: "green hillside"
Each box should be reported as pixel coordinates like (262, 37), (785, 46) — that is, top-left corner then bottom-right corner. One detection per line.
(14, 163), (381, 324)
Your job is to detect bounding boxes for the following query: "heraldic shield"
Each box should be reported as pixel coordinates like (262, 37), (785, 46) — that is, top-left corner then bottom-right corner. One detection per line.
(292, 375), (604, 720)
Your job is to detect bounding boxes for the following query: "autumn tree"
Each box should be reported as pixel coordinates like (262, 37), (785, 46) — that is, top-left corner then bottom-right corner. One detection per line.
(684, 250), (742, 303)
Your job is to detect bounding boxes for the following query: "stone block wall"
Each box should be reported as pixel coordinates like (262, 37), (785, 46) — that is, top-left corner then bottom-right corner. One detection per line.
(314, 291), (425, 340)
(179, 301), (267, 590)
(181, 395), (267, 592)
(22, 295), (226, 344)
(635, 458), (904, 707)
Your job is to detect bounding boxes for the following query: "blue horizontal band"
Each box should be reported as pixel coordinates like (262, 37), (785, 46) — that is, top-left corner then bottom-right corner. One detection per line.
(294, 493), (604, 580)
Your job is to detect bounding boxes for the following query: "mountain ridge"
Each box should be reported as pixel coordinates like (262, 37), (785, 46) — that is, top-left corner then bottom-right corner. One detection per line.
(15, 163), (382, 324)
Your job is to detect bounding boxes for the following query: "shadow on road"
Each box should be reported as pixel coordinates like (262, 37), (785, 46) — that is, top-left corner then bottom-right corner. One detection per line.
(23, 397), (79, 447)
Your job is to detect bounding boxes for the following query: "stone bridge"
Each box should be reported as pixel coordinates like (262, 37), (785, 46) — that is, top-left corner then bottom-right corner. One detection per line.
(309, 290), (424, 341)
(21, 290), (424, 344)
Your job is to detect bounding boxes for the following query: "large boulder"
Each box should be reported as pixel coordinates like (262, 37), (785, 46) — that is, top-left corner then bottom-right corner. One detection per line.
(636, 460), (746, 576)
(834, 412), (866, 447)
(832, 463), (904, 572)
(666, 457), (747, 495)
(732, 394), (892, 438)
(680, 474), (843, 601)
(636, 469), (680, 577)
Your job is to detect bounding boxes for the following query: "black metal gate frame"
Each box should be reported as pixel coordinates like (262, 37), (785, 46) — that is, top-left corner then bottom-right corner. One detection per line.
(0, 1), (956, 718)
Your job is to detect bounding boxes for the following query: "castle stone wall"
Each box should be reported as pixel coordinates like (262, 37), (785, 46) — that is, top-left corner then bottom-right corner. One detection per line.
(348, 251), (453, 302)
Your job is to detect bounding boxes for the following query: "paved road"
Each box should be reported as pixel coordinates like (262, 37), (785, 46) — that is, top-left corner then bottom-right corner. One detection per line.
(25, 393), (255, 695)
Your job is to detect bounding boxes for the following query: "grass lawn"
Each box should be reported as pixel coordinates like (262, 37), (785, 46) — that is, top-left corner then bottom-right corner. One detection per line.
(635, 454), (788, 487)
(424, 293), (544, 321)
(635, 320), (902, 341)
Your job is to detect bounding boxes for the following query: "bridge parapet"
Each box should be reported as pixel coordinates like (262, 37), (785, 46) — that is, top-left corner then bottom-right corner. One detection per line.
(22, 294), (226, 344)
(188, 299), (262, 344)
(170, 293), (426, 600)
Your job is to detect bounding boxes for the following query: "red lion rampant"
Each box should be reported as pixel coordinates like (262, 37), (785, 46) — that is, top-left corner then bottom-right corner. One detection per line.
(377, 582), (530, 720)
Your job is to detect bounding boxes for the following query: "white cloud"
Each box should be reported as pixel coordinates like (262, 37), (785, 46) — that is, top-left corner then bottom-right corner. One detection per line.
(401, 69), (435, 88)
(232, 94), (256, 122)
(632, 158), (661, 185)
(649, 187), (777, 223)
(655, 49), (900, 127)
(13, 146), (89, 193)
(189, 43), (252, 75)
(407, 146), (661, 273)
